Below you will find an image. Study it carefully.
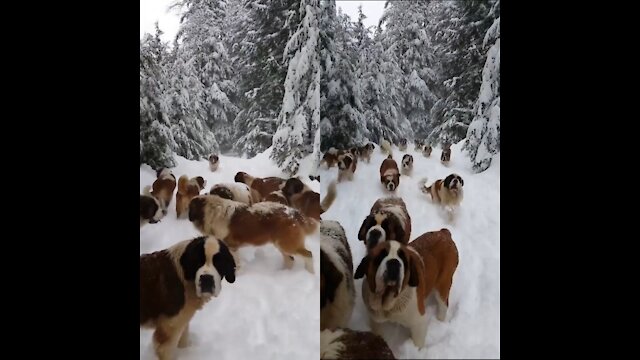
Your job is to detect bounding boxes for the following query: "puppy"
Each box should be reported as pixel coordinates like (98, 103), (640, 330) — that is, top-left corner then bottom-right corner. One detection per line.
(441, 144), (451, 165)
(380, 138), (392, 156)
(234, 171), (286, 201)
(140, 236), (236, 360)
(145, 168), (177, 213)
(209, 154), (219, 172)
(140, 194), (163, 227)
(398, 138), (408, 151)
(354, 229), (459, 349)
(321, 148), (340, 168)
(358, 196), (411, 250)
(209, 182), (259, 205)
(337, 152), (357, 182)
(321, 328), (395, 360)
(188, 195), (317, 273)
(357, 143), (375, 164)
(401, 154), (413, 176)
(379, 154), (400, 192)
(320, 220), (354, 331)
(421, 144), (432, 157)
(176, 175), (206, 218)
(418, 174), (464, 212)
(281, 177), (337, 220)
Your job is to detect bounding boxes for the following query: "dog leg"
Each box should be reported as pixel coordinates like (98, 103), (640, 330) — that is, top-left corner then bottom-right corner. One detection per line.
(369, 317), (384, 336)
(178, 323), (190, 348)
(230, 247), (243, 270)
(295, 247), (315, 274)
(435, 292), (449, 322)
(153, 324), (181, 360)
(281, 252), (295, 270)
(410, 319), (428, 349)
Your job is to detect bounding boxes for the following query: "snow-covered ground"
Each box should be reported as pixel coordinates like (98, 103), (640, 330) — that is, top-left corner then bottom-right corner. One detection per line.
(140, 148), (320, 360)
(319, 142), (500, 359)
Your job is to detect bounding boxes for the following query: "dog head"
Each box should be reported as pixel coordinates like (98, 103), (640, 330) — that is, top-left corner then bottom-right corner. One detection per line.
(179, 236), (236, 299)
(354, 240), (419, 299)
(338, 154), (354, 171)
(209, 154), (219, 164)
(155, 168), (172, 179)
(140, 194), (163, 224)
(399, 138), (407, 147)
(357, 212), (406, 251)
(234, 171), (250, 184)
(209, 185), (235, 201)
(401, 154), (413, 170)
(320, 249), (343, 309)
(443, 174), (464, 192)
(349, 147), (361, 158)
(282, 177), (306, 199)
(194, 176), (207, 191)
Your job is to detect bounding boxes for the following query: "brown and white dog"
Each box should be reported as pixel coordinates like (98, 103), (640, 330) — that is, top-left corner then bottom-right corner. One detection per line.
(414, 139), (424, 151)
(262, 190), (289, 205)
(401, 154), (413, 176)
(321, 148), (340, 168)
(441, 144), (451, 165)
(188, 195), (318, 273)
(398, 138), (408, 151)
(321, 328), (396, 360)
(234, 171), (286, 201)
(337, 152), (357, 182)
(320, 220), (354, 331)
(357, 143), (375, 164)
(421, 144), (432, 158)
(176, 175), (206, 219)
(140, 194), (164, 227)
(140, 236), (236, 360)
(379, 155), (400, 192)
(209, 154), (219, 172)
(144, 168), (177, 213)
(354, 229), (459, 349)
(358, 196), (411, 251)
(419, 174), (464, 212)
(281, 177), (338, 220)
(209, 182), (260, 205)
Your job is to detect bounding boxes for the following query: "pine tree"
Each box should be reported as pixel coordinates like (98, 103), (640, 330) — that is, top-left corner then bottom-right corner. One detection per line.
(270, 0), (321, 175)
(464, 0), (500, 172)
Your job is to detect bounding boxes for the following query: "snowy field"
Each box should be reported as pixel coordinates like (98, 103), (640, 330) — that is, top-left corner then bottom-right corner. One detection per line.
(319, 142), (500, 359)
(140, 149), (320, 360)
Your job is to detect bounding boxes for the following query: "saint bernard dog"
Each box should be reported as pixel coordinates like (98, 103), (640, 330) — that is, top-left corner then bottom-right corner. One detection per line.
(337, 152), (357, 182)
(354, 229), (459, 349)
(380, 138), (392, 156)
(188, 194), (318, 273)
(440, 144), (451, 165)
(209, 182), (260, 205)
(398, 138), (408, 151)
(414, 139), (424, 151)
(320, 220), (354, 331)
(208, 154), (219, 172)
(281, 177), (338, 220)
(321, 328), (395, 360)
(234, 171), (286, 201)
(401, 154), (413, 176)
(358, 196), (411, 251)
(418, 174), (464, 212)
(421, 144), (432, 158)
(140, 236), (236, 360)
(176, 175), (206, 219)
(140, 194), (163, 227)
(321, 148), (340, 168)
(144, 168), (177, 213)
(357, 143), (375, 164)
(379, 154), (400, 192)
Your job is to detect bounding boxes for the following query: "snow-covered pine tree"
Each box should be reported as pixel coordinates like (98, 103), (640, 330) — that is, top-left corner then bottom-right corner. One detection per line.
(230, 0), (299, 157)
(270, 0), (320, 175)
(319, 1), (366, 151)
(464, 0), (500, 172)
(140, 24), (176, 169)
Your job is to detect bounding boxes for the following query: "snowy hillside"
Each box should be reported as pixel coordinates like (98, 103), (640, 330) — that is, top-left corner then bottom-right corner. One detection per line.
(140, 148), (320, 360)
(319, 142), (500, 359)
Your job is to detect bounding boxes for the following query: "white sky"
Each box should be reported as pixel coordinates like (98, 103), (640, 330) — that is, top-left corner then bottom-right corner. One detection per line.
(336, 1), (386, 31)
(140, 0), (181, 43)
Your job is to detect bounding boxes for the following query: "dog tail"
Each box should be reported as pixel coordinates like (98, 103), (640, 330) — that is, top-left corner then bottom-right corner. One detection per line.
(142, 185), (152, 196)
(178, 175), (189, 194)
(320, 180), (338, 214)
(418, 177), (430, 194)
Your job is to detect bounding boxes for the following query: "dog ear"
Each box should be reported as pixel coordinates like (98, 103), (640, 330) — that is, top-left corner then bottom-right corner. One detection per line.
(213, 239), (236, 283)
(392, 218), (406, 243)
(180, 237), (207, 281)
(458, 176), (464, 186)
(443, 174), (455, 188)
(234, 172), (245, 183)
(283, 178), (304, 198)
(320, 251), (343, 307)
(188, 197), (205, 222)
(358, 215), (375, 241)
(408, 254), (420, 287)
(354, 256), (370, 279)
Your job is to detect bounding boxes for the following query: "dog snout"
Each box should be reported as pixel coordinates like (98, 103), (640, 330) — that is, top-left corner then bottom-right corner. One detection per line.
(199, 274), (214, 293)
(386, 182), (395, 191)
(385, 259), (401, 283)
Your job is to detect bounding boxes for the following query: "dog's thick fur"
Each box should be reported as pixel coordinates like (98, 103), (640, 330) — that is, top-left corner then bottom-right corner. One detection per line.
(357, 196), (411, 250)
(263, 190), (289, 205)
(176, 175), (206, 218)
(320, 220), (354, 331)
(141, 194), (163, 227)
(140, 236), (236, 360)
(188, 195), (317, 273)
(380, 139), (392, 156)
(421, 144), (432, 158)
(357, 143), (375, 164)
(354, 229), (459, 349)
(379, 155), (400, 192)
(234, 171), (286, 201)
(147, 168), (177, 212)
(337, 152), (357, 182)
(280, 177), (337, 220)
(209, 154), (219, 172)
(440, 144), (451, 165)
(321, 328), (396, 359)
(418, 174), (464, 210)
(209, 182), (259, 205)
(401, 154), (413, 176)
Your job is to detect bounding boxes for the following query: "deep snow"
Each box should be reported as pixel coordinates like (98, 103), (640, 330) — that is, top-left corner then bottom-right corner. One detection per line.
(318, 142), (500, 359)
(140, 148), (320, 360)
